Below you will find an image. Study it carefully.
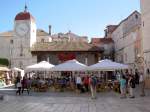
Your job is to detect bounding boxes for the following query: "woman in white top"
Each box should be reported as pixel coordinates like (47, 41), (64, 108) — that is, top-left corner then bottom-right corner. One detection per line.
(16, 80), (22, 95)
(76, 75), (82, 92)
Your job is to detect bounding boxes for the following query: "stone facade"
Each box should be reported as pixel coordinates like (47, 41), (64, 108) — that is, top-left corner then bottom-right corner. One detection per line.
(140, 0), (150, 74)
(11, 19), (37, 69)
(0, 31), (12, 60)
(111, 11), (142, 70)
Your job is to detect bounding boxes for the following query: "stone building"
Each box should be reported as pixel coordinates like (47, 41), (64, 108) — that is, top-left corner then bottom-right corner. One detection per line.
(51, 31), (88, 42)
(111, 11), (142, 70)
(140, 0), (150, 74)
(104, 25), (118, 38)
(36, 29), (52, 43)
(91, 38), (114, 60)
(0, 31), (13, 60)
(31, 41), (103, 65)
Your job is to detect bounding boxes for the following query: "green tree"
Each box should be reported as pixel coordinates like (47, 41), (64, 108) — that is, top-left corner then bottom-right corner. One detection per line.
(0, 58), (9, 66)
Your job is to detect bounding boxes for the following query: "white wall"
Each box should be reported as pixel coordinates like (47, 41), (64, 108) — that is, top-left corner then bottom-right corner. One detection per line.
(37, 35), (52, 42)
(30, 21), (37, 47)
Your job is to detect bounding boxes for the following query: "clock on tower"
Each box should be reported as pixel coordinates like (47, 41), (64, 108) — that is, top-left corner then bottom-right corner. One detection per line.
(15, 22), (29, 37)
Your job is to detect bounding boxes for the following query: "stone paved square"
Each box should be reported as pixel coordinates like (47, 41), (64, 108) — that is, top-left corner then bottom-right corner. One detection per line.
(0, 87), (150, 112)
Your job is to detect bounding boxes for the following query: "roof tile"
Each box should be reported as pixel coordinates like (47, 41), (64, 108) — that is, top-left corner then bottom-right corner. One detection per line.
(31, 41), (103, 52)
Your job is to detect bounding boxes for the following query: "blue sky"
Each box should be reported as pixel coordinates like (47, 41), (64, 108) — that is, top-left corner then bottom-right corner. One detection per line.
(0, 0), (140, 38)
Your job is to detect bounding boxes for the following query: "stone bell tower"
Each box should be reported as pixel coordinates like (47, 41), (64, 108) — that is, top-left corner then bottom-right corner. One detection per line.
(11, 5), (37, 69)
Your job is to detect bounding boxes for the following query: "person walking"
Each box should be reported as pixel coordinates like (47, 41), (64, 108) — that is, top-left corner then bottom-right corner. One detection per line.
(139, 72), (145, 96)
(76, 75), (82, 93)
(135, 69), (139, 85)
(89, 75), (97, 99)
(125, 71), (130, 94)
(128, 75), (136, 98)
(16, 79), (22, 95)
(83, 75), (89, 92)
(22, 76), (30, 95)
(119, 75), (126, 98)
(27, 78), (32, 90)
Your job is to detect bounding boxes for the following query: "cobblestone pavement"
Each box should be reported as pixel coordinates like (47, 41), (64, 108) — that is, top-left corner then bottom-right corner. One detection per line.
(0, 88), (150, 112)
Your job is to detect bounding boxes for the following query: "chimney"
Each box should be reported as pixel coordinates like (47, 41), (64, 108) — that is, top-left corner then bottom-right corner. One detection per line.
(49, 25), (51, 35)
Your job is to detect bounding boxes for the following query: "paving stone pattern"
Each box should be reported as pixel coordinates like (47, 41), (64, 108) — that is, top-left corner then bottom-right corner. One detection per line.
(0, 89), (150, 112)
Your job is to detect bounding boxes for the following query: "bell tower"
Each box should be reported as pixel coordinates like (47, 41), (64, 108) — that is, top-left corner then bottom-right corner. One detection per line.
(11, 5), (37, 69)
